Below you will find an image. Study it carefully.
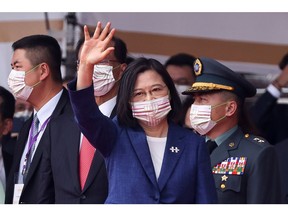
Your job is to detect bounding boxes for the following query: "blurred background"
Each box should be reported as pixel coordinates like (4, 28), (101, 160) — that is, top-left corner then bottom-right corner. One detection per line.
(1, 12), (288, 104)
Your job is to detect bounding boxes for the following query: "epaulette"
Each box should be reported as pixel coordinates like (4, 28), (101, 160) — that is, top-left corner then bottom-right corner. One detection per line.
(244, 133), (267, 145)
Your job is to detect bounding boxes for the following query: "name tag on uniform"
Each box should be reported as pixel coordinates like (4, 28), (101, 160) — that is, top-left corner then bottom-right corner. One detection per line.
(13, 183), (24, 204)
(212, 157), (247, 175)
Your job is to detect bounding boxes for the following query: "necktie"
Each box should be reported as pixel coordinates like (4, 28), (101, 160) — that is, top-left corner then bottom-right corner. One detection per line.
(23, 114), (39, 182)
(79, 135), (95, 190)
(206, 140), (218, 154)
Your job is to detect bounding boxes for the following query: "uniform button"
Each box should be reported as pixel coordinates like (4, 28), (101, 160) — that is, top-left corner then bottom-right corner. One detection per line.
(80, 195), (86, 200)
(220, 183), (226, 189)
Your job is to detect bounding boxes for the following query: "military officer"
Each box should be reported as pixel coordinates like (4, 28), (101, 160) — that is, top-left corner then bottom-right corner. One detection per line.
(183, 57), (283, 204)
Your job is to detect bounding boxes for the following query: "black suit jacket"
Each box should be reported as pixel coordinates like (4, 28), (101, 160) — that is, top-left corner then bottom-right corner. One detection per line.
(5, 89), (71, 204)
(250, 91), (288, 144)
(47, 110), (108, 204)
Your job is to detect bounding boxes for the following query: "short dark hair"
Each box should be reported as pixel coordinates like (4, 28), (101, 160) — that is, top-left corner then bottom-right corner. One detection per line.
(12, 34), (62, 83)
(117, 57), (181, 128)
(0, 86), (15, 120)
(164, 53), (196, 69)
(279, 52), (288, 70)
(112, 36), (127, 64)
(75, 36), (127, 63)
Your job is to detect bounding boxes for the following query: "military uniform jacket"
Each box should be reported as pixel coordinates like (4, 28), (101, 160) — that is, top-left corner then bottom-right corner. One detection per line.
(210, 127), (283, 204)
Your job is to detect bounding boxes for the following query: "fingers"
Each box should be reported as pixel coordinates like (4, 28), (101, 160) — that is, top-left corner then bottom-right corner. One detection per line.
(83, 25), (91, 40)
(104, 28), (116, 44)
(101, 47), (115, 59)
(92, 21), (102, 39)
(89, 22), (114, 43)
(98, 22), (111, 41)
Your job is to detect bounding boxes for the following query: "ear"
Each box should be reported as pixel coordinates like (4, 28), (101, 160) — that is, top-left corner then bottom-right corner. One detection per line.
(2, 118), (13, 136)
(225, 101), (237, 117)
(118, 63), (127, 78)
(39, 63), (50, 81)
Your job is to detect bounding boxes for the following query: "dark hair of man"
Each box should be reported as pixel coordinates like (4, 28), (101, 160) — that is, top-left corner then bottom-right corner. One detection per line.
(12, 34), (62, 83)
(112, 36), (127, 64)
(117, 57), (182, 128)
(164, 53), (196, 69)
(279, 52), (288, 70)
(75, 36), (127, 64)
(0, 86), (15, 120)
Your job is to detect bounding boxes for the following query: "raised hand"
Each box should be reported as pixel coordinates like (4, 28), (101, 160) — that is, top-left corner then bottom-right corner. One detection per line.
(77, 22), (115, 90)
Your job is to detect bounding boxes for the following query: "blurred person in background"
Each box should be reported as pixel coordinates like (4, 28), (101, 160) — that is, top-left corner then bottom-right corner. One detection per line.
(164, 53), (196, 126)
(11, 98), (33, 138)
(0, 86), (16, 203)
(250, 52), (288, 145)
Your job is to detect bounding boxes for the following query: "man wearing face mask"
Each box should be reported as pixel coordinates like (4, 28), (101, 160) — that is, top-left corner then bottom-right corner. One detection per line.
(5, 34), (107, 204)
(42, 33), (128, 203)
(75, 35), (128, 117)
(182, 57), (283, 204)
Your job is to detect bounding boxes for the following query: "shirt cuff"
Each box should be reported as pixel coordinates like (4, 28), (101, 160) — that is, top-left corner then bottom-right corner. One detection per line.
(267, 84), (281, 98)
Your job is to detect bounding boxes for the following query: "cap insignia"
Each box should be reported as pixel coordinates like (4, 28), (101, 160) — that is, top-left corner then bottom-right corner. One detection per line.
(194, 58), (202, 76)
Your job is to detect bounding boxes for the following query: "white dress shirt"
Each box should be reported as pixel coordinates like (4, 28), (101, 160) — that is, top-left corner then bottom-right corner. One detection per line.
(18, 90), (63, 183)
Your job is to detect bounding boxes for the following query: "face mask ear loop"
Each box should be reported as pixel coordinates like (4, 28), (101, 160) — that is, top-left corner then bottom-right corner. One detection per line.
(112, 63), (121, 71)
(211, 101), (229, 124)
(214, 115), (226, 123)
(30, 80), (41, 88)
(111, 64), (123, 83)
(26, 64), (42, 88)
(211, 101), (228, 109)
(25, 63), (41, 75)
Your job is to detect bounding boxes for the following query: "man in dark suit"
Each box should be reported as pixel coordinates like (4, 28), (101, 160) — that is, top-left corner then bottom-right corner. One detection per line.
(5, 34), (68, 204)
(5, 34), (107, 204)
(250, 53), (288, 145)
(0, 86), (16, 203)
(42, 35), (128, 204)
(75, 35), (128, 117)
(183, 57), (283, 203)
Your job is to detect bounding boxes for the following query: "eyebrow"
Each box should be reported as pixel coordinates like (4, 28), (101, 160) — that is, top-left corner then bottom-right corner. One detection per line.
(133, 83), (166, 91)
(11, 60), (20, 67)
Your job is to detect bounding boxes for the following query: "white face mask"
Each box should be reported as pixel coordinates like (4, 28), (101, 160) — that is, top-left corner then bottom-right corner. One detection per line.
(8, 65), (41, 101)
(190, 103), (227, 135)
(93, 64), (116, 96)
(130, 95), (172, 127)
(175, 84), (190, 103)
(14, 109), (33, 120)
